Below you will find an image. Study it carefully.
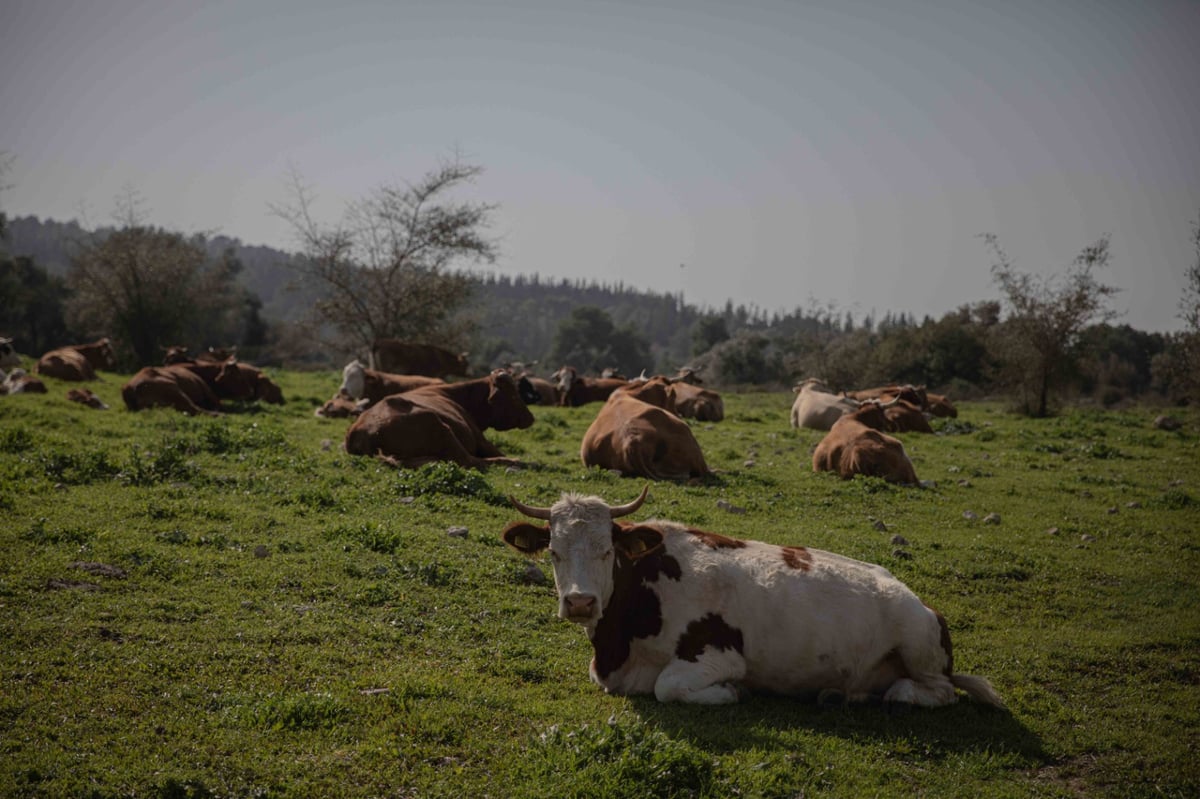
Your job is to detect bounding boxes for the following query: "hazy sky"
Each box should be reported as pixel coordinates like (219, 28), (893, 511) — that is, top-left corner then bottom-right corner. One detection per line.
(4, 0), (1198, 332)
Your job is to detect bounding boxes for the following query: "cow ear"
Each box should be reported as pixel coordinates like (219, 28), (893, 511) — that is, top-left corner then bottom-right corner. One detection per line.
(614, 524), (664, 560)
(502, 522), (550, 553)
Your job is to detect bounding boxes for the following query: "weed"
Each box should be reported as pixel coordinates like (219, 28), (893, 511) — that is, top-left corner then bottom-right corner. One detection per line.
(393, 461), (507, 506)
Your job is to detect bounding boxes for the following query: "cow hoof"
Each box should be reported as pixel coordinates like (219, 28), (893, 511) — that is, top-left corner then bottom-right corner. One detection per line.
(817, 688), (845, 708)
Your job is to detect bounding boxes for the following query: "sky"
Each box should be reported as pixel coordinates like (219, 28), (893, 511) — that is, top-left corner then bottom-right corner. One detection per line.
(3, 0), (1198, 332)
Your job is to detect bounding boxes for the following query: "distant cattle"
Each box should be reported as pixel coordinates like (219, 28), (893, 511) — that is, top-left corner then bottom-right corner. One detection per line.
(846, 384), (929, 410)
(670, 380), (724, 422)
(370, 340), (470, 378)
(812, 400), (919, 484)
(338, 360), (444, 406)
(790, 378), (860, 431)
(883, 399), (934, 434)
(35, 338), (116, 381)
(314, 394), (370, 419)
(67, 388), (109, 409)
(343, 370), (534, 469)
(175, 359), (284, 405)
(121, 365), (222, 416)
(926, 392), (958, 418)
(1, 368), (47, 395)
(580, 391), (709, 481)
(553, 366), (628, 407)
(519, 375), (561, 406)
(502, 487), (1002, 707)
(0, 337), (20, 369)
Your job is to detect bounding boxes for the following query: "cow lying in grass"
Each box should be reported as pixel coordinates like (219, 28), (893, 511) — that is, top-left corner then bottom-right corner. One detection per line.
(812, 399), (920, 484)
(36, 338), (116, 381)
(502, 487), (1002, 708)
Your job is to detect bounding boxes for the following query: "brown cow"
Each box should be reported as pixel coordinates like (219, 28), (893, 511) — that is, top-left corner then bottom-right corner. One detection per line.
(883, 399), (934, 434)
(552, 366), (628, 407)
(520, 375), (561, 406)
(35, 338), (116, 381)
(846, 384), (929, 409)
(343, 370), (534, 469)
(173, 359), (284, 404)
(926, 392), (958, 418)
(338, 360), (444, 407)
(67, 388), (109, 409)
(812, 400), (918, 484)
(669, 380), (724, 422)
(616, 376), (678, 413)
(370, 339), (470, 378)
(121, 366), (221, 416)
(580, 391), (709, 481)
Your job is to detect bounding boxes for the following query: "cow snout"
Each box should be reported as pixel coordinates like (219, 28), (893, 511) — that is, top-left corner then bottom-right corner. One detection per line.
(562, 593), (597, 621)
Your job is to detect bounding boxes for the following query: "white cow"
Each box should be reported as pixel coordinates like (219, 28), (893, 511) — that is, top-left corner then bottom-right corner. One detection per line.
(502, 487), (1002, 708)
(790, 378), (860, 431)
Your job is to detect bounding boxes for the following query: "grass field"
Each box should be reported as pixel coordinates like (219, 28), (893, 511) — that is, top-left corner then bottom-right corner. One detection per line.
(1, 367), (1197, 798)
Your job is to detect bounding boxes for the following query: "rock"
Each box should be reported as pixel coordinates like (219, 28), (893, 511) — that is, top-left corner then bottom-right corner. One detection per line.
(872, 519), (888, 532)
(1081, 534), (1096, 543)
(447, 526), (468, 538)
(1154, 415), (1182, 431)
(962, 510), (979, 521)
(890, 534), (909, 546)
(717, 499), (747, 514)
(1046, 527), (1060, 536)
(892, 549), (913, 560)
(320, 439), (333, 451)
(1107, 507), (1119, 515)
(1126, 501), (1142, 509)
(983, 513), (1001, 525)
(957, 479), (972, 487)
(253, 545), (270, 559)
(523, 563), (548, 585)
(743, 459), (756, 468)
(398, 496), (415, 504)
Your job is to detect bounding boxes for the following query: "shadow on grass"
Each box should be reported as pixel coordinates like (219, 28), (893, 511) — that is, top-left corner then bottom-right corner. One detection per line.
(630, 692), (1048, 764)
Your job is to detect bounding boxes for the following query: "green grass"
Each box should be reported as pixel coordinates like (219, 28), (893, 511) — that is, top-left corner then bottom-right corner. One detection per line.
(1, 368), (1197, 798)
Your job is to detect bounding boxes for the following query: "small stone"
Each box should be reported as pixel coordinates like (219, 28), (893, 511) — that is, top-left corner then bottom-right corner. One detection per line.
(1046, 527), (1060, 536)
(872, 519), (888, 532)
(1126, 501), (1142, 509)
(523, 563), (548, 585)
(320, 439), (332, 451)
(447, 526), (468, 538)
(253, 545), (270, 559)
(1106, 506), (1119, 515)
(890, 534), (909, 546)
(1081, 534), (1096, 543)
(919, 480), (937, 489)
(717, 499), (731, 510)
(398, 496), (415, 504)
(983, 513), (1001, 525)
(957, 479), (972, 487)
(962, 510), (978, 521)
(1154, 415), (1182, 431)
(892, 549), (912, 560)
(947, 465), (961, 474)
(743, 459), (756, 468)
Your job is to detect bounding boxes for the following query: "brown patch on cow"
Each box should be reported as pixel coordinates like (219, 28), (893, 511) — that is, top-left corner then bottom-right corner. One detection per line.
(675, 612), (745, 662)
(781, 546), (813, 571)
(590, 527), (681, 680)
(925, 603), (954, 676)
(685, 528), (746, 549)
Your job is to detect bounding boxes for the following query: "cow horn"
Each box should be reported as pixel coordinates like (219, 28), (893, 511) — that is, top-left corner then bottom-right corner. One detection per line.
(509, 495), (553, 520)
(609, 485), (649, 518)
(880, 396), (901, 408)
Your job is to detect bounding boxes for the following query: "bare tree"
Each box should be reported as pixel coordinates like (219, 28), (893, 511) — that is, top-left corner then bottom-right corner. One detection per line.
(66, 193), (245, 367)
(984, 233), (1120, 416)
(274, 158), (498, 357)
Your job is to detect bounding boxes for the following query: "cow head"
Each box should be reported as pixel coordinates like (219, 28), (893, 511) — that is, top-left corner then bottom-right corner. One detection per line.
(0, 337), (20, 369)
(485, 370), (535, 430)
(516, 375), (541, 406)
(552, 366), (577, 395)
(340, 360), (367, 399)
(503, 486), (658, 624)
(92, 338), (117, 370)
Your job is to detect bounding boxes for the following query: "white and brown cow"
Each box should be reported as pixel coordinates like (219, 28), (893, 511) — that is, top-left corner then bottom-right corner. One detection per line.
(0, 337), (21, 370)
(502, 487), (1002, 708)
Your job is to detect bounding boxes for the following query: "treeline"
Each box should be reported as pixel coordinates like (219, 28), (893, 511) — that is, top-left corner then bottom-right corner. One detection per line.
(3, 214), (1198, 411)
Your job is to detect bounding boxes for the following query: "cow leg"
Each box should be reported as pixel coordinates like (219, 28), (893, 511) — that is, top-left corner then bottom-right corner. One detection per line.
(653, 650), (747, 705)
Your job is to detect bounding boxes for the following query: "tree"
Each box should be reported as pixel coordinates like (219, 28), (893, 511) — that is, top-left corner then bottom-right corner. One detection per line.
(0, 254), (69, 356)
(1153, 211), (1200, 401)
(691, 315), (730, 357)
(275, 158), (498, 357)
(984, 234), (1120, 416)
(65, 197), (249, 367)
(548, 306), (651, 375)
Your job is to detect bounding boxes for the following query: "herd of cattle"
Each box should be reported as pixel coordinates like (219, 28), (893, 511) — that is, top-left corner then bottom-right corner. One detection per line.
(3, 335), (1002, 709)
(1, 337), (959, 485)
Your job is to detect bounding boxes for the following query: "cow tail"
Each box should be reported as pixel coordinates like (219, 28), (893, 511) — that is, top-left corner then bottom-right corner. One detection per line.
(950, 673), (1004, 708)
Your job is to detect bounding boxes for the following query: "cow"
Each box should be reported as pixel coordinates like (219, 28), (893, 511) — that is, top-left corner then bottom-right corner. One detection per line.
(121, 365), (222, 416)
(501, 486), (1002, 708)
(579, 391), (709, 481)
(343, 369), (534, 469)
(673, 366), (704, 385)
(926, 392), (958, 418)
(161, 345), (192, 365)
(67, 388), (109, 409)
(338, 360), (444, 407)
(883, 399), (934, 434)
(35, 338), (116, 381)
(790, 378), (860, 431)
(670, 380), (724, 422)
(553, 366), (628, 407)
(0, 337), (21, 369)
(812, 400), (919, 484)
(314, 394), (370, 419)
(520, 375), (561, 406)
(846, 384), (929, 409)
(1, 368), (47, 394)
(370, 339), (470, 378)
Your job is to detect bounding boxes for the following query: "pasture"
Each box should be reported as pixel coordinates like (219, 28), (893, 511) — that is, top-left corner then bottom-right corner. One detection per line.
(1, 368), (1197, 798)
